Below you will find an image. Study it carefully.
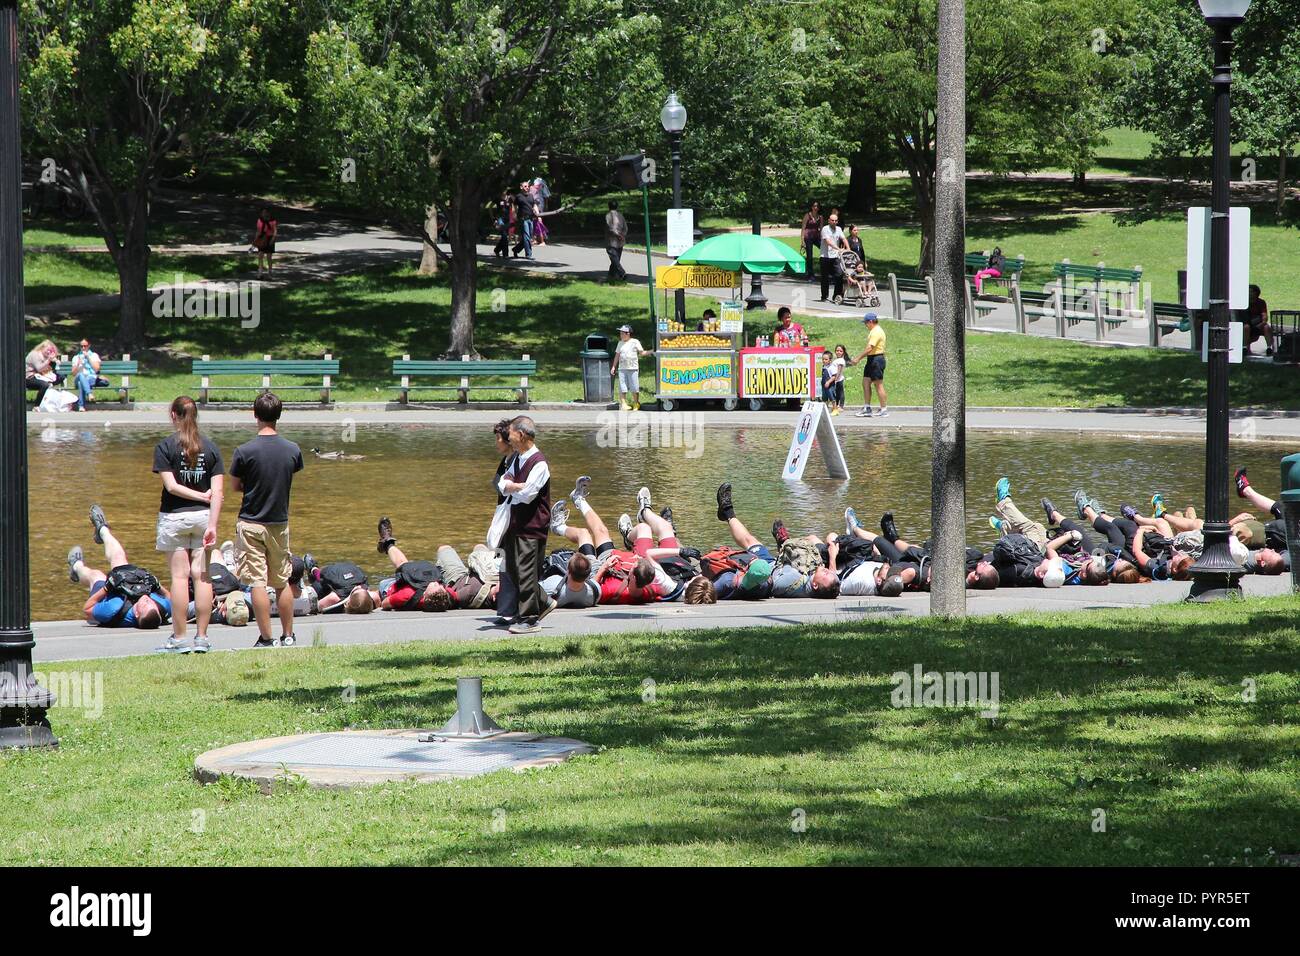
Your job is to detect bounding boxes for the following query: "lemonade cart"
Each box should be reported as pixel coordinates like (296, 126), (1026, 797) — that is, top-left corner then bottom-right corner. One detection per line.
(655, 319), (740, 412)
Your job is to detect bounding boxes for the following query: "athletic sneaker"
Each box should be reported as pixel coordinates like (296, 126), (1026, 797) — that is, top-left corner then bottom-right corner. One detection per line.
(1120, 503), (1137, 521)
(1234, 467), (1249, 498)
(995, 477), (1011, 502)
(716, 482), (734, 522)
(192, 636), (211, 654)
(875, 409), (890, 418)
(550, 499), (569, 535)
(570, 475), (592, 502)
(156, 636), (196, 654)
(989, 516), (1004, 533)
(1041, 499), (1057, 525)
(280, 634), (297, 647)
(636, 486), (652, 521)
(303, 554), (317, 582)
(67, 545), (83, 584)
(856, 407), (873, 418)
(660, 507), (676, 533)
(535, 597), (558, 625)
(1072, 489), (1101, 519)
(617, 513), (634, 549)
(377, 516), (396, 553)
(772, 519), (789, 546)
(221, 540), (235, 567)
(830, 407), (842, 416)
(845, 507), (861, 537)
(508, 618), (541, 635)
(879, 511), (899, 543)
(253, 636), (277, 648)
(1150, 494), (1165, 518)
(89, 504), (108, 544)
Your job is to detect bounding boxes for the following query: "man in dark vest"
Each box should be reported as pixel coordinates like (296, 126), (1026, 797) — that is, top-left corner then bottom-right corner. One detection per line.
(497, 416), (557, 633)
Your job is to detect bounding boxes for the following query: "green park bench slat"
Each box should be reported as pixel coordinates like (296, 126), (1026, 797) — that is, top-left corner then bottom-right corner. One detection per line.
(49, 353), (140, 406)
(392, 355), (535, 406)
(192, 356), (338, 405)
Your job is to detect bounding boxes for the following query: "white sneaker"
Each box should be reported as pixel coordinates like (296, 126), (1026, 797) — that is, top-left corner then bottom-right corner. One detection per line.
(570, 475), (591, 502)
(192, 636), (211, 654)
(550, 499), (569, 534)
(156, 636), (195, 654)
(617, 513), (634, 549)
(855, 407), (872, 418)
(636, 486), (652, 521)
(221, 540), (235, 566)
(875, 409), (890, 418)
(844, 507), (860, 537)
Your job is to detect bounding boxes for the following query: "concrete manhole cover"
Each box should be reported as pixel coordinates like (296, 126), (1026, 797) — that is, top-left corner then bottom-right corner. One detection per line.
(195, 729), (595, 790)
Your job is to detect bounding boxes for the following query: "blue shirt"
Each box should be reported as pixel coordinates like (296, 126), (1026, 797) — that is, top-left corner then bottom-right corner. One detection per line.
(90, 584), (172, 627)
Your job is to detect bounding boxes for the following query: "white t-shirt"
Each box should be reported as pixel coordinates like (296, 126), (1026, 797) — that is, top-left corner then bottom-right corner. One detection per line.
(829, 357), (846, 382)
(839, 560), (884, 596)
(615, 338), (644, 370)
(820, 225), (844, 259)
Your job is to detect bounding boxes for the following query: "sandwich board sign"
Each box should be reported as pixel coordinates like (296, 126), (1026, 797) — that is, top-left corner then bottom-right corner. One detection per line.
(783, 402), (849, 481)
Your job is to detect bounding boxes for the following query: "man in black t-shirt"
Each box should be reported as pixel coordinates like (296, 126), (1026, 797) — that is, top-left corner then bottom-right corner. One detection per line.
(511, 183), (535, 259)
(229, 392), (304, 647)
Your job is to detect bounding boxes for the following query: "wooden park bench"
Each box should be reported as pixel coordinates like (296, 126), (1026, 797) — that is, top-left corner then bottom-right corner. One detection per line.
(392, 354), (536, 405)
(885, 273), (933, 321)
(1052, 260), (1145, 337)
(53, 354), (139, 406)
(192, 354), (338, 406)
(1143, 301), (1191, 348)
(965, 252), (1025, 297)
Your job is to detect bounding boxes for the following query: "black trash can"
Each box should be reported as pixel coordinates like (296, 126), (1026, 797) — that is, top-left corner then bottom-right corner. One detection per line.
(581, 333), (612, 404)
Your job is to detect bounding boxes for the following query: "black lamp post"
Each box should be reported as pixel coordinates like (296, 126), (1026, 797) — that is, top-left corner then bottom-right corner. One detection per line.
(0, 0), (56, 746)
(1188, 0), (1250, 602)
(660, 93), (687, 325)
(744, 213), (767, 311)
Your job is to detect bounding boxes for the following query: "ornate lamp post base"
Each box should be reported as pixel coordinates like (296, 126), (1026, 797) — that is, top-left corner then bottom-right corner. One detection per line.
(1187, 528), (1245, 602)
(0, 660), (58, 748)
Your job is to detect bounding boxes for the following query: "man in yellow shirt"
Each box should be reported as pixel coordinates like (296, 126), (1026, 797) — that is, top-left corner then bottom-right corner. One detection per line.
(852, 313), (888, 417)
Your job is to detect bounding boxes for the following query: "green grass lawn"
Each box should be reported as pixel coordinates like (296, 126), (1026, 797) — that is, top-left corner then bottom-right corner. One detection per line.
(27, 263), (1299, 408)
(24, 251), (253, 306)
(4, 596), (1297, 865)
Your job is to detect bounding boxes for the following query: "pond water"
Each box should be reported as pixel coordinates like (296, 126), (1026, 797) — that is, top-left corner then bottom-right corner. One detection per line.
(28, 422), (1292, 622)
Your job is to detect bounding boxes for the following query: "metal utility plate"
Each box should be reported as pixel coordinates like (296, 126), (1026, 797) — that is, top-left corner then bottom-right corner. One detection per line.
(225, 733), (583, 776)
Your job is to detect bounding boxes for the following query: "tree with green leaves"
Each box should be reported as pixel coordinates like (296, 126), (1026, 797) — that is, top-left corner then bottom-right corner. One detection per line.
(302, 0), (660, 357)
(21, 0), (294, 347)
(832, 0), (1129, 272)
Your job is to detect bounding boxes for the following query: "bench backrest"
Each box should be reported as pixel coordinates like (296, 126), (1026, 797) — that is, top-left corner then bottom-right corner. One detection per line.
(393, 359), (537, 375)
(966, 253), (1024, 274)
(56, 359), (138, 375)
(193, 358), (340, 375)
(1053, 262), (1142, 283)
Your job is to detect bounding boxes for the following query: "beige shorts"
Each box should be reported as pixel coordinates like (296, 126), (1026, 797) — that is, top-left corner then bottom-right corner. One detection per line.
(156, 510), (210, 552)
(236, 520), (292, 589)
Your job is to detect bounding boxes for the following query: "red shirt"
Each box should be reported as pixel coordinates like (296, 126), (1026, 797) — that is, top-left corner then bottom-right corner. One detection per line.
(774, 323), (806, 347)
(596, 550), (662, 604)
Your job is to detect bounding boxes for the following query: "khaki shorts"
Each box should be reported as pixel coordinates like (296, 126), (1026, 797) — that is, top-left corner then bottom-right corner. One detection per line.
(236, 520), (292, 590)
(156, 509), (210, 552)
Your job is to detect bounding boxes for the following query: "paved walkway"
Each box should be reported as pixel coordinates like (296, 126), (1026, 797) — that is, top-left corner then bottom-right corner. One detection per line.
(31, 574), (1295, 664)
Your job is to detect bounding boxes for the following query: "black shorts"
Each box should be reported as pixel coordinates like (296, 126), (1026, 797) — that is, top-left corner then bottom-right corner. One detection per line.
(864, 355), (886, 381)
(579, 541), (615, 558)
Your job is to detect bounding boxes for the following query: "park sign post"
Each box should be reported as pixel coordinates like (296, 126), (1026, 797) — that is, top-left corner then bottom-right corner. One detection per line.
(0, 0), (56, 747)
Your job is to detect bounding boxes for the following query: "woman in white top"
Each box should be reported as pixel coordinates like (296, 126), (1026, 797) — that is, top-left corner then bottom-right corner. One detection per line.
(610, 324), (654, 411)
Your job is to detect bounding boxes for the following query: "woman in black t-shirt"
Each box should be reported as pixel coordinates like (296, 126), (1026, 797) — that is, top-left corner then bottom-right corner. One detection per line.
(152, 396), (224, 651)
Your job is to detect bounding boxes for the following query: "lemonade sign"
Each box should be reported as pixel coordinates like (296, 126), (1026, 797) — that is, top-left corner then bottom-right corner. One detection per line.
(656, 265), (740, 289)
(658, 353), (734, 395)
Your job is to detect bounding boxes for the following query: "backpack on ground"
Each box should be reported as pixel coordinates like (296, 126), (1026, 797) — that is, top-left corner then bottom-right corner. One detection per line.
(656, 554), (699, 585)
(992, 533), (1042, 579)
(701, 546), (749, 579)
(396, 560), (441, 590)
(542, 549), (575, 580)
(321, 561), (368, 595)
(105, 564), (161, 601)
(207, 561), (241, 596)
(779, 539), (823, 575)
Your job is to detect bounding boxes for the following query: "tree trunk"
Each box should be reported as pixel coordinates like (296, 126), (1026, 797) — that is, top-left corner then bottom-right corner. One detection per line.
(845, 149), (878, 215)
(445, 188), (481, 358)
(113, 191), (151, 348)
(418, 203), (440, 275)
(1073, 169), (1086, 191)
(917, 198), (936, 276)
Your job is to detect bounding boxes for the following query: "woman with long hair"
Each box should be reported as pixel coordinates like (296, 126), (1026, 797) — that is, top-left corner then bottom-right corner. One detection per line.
(800, 200), (822, 282)
(152, 396), (224, 652)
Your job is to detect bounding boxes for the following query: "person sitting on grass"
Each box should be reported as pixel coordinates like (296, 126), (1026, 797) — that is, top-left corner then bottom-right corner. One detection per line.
(70, 505), (173, 633)
(371, 517), (496, 611)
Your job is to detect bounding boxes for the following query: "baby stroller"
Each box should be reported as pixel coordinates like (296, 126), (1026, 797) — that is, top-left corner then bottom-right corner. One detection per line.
(839, 249), (881, 308)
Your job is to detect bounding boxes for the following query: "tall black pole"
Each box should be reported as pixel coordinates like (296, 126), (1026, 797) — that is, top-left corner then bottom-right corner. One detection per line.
(670, 130), (686, 326)
(744, 214), (767, 310)
(930, 0), (967, 617)
(0, 0), (56, 747)
(1188, 17), (1244, 602)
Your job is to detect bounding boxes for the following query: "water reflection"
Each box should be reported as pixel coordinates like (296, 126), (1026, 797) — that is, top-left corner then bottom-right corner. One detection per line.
(27, 422), (1292, 622)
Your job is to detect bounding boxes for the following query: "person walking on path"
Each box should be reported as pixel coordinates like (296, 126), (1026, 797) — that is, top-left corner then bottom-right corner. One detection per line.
(153, 396), (224, 653)
(610, 324), (653, 410)
(252, 206), (278, 276)
(852, 313), (888, 417)
(819, 210), (846, 303)
(493, 190), (513, 258)
(511, 182), (536, 259)
(800, 201), (822, 282)
(605, 200), (628, 282)
(497, 416), (557, 634)
(229, 392), (304, 647)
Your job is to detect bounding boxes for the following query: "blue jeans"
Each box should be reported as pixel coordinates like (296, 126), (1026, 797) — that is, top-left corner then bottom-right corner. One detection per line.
(513, 219), (533, 258)
(75, 371), (97, 409)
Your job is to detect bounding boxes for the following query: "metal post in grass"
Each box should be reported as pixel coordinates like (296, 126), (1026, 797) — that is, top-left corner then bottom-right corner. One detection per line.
(929, 0), (967, 618)
(0, 0), (56, 747)
(1188, 0), (1250, 602)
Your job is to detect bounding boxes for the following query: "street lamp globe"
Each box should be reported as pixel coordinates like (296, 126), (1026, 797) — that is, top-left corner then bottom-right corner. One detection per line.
(1198, 0), (1251, 20)
(660, 92), (687, 133)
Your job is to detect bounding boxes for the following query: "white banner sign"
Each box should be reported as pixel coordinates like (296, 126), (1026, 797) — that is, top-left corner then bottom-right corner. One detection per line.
(782, 402), (849, 481)
(1186, 207), (1250, 310)
(666, 208), (694, 258)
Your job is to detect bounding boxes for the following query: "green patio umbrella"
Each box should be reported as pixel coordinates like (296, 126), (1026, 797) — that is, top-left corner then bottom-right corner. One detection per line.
(676, 233), (804, 274)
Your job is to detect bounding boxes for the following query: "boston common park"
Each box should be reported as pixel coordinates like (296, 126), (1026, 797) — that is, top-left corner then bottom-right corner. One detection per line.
(1, 0), (1299, 900)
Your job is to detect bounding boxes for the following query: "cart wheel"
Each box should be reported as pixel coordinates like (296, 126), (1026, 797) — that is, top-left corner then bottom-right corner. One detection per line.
(723, 396), (739, 412)
(747, 398), (764, 412)
(659, 398), (675, 412)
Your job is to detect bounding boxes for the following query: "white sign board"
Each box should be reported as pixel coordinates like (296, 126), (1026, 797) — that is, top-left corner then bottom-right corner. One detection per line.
(666, 208), (694, 258)
(782, 402), (849, 481)
(1186, 207), (1250, 310)
(1201, 321), (1244, 364)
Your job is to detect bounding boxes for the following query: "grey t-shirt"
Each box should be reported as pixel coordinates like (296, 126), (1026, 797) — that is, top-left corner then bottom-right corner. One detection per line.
(543, 574), (599, 608)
